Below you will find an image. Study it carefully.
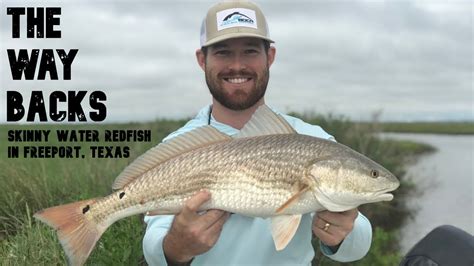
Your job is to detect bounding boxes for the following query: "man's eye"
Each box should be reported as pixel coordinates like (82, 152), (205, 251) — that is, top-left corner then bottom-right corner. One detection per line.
(245, 49), (259, 54)
(215, 50), (230, 55)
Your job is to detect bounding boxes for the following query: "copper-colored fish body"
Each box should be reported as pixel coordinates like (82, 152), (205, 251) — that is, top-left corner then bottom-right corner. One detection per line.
(34, 105), (399, 265)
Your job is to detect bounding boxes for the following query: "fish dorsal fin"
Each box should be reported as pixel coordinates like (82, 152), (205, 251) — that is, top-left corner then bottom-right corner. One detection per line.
(112, 126), (231, 190)
(271, 214), (302, 250)
(234, 104), (296, 138)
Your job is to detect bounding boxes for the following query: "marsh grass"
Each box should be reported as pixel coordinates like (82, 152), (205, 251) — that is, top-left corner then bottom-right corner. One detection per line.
(378, 121), (474, 135)
(0, 116), (433, 265)
(0, 120), (185, 264)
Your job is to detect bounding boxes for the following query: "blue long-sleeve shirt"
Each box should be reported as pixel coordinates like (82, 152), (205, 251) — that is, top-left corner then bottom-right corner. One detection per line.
(143, 105), (372, 265)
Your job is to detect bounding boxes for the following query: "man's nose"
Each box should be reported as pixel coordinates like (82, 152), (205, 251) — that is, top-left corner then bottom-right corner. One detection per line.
(227, 55), (247, 71)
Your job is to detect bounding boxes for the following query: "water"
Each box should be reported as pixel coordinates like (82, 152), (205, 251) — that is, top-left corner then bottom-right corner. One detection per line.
(381, 133), (474, 254)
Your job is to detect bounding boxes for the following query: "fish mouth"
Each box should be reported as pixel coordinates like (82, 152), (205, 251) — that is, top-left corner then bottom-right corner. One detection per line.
(372, 185), (398, 202)
(374, 193), (394, 201)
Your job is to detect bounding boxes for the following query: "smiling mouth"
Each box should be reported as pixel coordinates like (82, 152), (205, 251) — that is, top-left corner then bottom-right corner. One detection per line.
(224, 77), (252, 84)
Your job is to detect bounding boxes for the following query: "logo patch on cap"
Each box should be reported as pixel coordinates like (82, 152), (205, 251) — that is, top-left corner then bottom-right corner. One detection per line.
(216, 8), (258, 31)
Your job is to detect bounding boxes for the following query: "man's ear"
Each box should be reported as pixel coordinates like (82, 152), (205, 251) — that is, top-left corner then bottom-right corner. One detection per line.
(196, 49), (206, 71)
(267, 46), (276, 68)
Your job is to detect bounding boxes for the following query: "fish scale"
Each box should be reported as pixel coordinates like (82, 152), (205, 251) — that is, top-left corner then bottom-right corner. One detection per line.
(34, 105), (399, 265)
(90, 134), (334, 223)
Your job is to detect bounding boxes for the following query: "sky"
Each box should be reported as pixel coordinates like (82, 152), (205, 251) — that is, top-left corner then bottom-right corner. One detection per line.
(1, 0), (472, 123)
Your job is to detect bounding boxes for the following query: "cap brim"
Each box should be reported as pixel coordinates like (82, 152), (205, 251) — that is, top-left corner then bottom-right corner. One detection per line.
(203, 33), (274, 47)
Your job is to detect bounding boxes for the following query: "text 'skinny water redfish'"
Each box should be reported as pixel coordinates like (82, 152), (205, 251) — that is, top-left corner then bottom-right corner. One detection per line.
(34, 105), (400, 265)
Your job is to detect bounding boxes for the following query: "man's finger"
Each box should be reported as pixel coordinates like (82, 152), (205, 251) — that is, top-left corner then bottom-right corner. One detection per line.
(313, 216), (337, 234)
(314, 226), (340, 247)
(181, 190), (211, 219)
(316, 211), (342, 227)
(205, 212), (230, 236)
(314, 222), (332, 237)
(199, 210), (228, 229)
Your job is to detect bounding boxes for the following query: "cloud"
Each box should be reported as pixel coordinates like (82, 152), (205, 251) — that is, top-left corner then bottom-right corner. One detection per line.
(1, 0), (472, 122)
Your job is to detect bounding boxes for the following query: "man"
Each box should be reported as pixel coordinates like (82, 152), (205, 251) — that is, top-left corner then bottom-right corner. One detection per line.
(143, 1), (372, 265)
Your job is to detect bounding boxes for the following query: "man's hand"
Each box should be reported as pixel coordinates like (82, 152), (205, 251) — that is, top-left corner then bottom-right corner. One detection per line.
(162, 190), (230, 263)
(312, 208), (358, 252)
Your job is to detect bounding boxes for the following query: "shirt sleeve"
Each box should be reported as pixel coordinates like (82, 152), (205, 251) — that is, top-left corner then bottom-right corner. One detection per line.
(319, 212), (372, 262)
(142, 215), (174, 266)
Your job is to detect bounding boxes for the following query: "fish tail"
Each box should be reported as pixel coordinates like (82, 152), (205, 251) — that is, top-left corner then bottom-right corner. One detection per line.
(34, 198), (106, 266)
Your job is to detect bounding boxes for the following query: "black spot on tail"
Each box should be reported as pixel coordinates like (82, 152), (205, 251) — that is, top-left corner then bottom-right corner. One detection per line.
(119, 192), (125, 199)
(82, 205), (90, 214)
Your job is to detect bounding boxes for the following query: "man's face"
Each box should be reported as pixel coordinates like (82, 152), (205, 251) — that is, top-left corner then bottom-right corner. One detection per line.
(198, 37), (275, 110)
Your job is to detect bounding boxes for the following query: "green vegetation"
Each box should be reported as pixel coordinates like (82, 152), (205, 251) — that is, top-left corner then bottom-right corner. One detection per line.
(0, 120), (184, 265)
(377, 121), (474, 135)
(0, 115), (434, 265)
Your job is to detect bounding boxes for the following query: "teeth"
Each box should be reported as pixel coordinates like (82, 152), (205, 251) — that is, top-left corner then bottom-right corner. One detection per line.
(227, 78), (249, 84)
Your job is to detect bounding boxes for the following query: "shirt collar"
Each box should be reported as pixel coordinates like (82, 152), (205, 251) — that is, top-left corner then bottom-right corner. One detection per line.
(195, 105), (240, 136)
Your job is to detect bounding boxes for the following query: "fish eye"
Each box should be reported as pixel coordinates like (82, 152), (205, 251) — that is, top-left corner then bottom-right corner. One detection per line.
(370, 170), (379, 178)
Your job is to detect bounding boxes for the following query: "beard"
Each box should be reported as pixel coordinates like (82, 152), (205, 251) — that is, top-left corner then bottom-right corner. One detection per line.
(205, 66), (269, 111)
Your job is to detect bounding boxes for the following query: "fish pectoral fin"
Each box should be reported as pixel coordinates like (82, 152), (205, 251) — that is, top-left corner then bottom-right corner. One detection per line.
(270, 214), (302, 251)
(275, 183), (310, 214)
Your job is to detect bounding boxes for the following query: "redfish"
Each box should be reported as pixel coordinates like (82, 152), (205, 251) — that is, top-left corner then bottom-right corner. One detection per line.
(34, 105), (399, 265)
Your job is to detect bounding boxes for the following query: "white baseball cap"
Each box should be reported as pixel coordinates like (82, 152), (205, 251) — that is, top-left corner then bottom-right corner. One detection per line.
(200, 1), (274, 47)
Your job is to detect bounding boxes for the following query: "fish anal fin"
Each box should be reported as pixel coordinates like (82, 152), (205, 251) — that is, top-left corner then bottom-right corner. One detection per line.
(33, 198), (106, 266)
(112, 126), (231, 190)
(234, 104), (296, 138)
(271, 214), (302, 251)
(275, 183), (310, 214)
